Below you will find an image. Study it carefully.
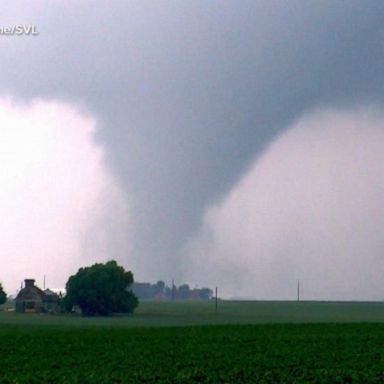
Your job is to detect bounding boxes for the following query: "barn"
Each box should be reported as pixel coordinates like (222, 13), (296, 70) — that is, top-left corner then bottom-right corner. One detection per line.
(15, 279), (60, 313)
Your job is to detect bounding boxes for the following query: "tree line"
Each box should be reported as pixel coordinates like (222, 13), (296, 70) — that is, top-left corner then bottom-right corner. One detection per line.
(132, 281), (213, 300)
(0, 260), (214, 316)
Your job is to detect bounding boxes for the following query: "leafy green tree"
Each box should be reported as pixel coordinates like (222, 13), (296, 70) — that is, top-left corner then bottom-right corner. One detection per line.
(0, 283), (6, 306)
(64, 260), (138, 316)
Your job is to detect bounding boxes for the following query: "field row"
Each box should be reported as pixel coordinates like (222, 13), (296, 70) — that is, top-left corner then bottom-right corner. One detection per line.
(1, 323), (384, 383)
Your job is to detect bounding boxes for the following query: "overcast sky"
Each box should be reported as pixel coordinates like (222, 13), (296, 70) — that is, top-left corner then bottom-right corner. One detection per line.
(1, 1), (384, 299)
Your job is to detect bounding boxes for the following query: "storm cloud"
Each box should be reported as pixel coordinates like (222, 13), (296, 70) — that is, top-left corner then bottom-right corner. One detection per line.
(2, 1), (384, 297)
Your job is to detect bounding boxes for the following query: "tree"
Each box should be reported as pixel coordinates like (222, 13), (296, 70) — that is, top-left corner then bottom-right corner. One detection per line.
(150, 280), (165, 297)
(0, 283), (6, 306)
(64, 260), (138, 316)
(198, 287), (213, 300)
(177, 284), (190, 299)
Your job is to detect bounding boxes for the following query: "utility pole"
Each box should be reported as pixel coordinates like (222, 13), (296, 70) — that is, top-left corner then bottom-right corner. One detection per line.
(215, 287), (218, 314)
(171, 279), (175, 301)
(297, 280), (300, 302)
(43, 275), (46, 290)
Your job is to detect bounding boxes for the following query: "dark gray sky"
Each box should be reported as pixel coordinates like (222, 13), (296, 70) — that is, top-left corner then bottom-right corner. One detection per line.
(2, 1), (384, 298)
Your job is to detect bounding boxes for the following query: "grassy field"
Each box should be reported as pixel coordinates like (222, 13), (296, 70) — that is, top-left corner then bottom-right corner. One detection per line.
(1, 299), (384, 327)
(0, 301), (384, 383)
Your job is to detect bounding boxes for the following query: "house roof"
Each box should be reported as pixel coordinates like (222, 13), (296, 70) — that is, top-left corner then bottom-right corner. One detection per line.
(15, 285), (44, 302)
(15, 280), (59, 302)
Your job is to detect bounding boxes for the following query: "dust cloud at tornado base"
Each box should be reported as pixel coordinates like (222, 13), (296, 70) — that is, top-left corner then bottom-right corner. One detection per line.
(0, 98), (129, 294)
(183, 107), (384, 300)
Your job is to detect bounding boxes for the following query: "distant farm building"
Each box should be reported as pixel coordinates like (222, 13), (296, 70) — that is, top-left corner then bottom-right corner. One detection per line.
(15, 279), (60, 313)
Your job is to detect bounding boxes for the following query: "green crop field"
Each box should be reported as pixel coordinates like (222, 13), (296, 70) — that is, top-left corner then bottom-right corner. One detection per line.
(1, 301), (384, 383)
(1, 300), (384, 327)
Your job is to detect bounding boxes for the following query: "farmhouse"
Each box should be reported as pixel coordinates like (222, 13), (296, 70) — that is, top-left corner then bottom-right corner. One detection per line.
(15, 279), (60, 313)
